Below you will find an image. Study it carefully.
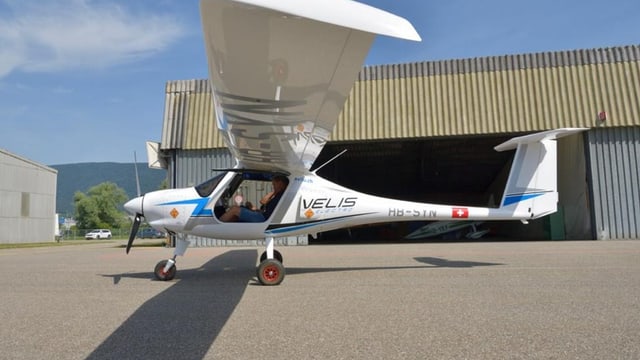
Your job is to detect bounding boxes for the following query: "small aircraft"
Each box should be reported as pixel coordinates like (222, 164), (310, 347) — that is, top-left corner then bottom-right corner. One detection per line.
(124, 0), (587, 285)
(405, 221), (489, 240)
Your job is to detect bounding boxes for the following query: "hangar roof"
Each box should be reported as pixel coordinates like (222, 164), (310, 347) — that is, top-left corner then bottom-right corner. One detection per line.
(161, 45), (640, 150)
(0, 148), (58, 174)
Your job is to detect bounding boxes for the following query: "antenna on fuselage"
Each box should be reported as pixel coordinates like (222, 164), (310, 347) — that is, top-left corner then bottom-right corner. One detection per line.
(311, 149), (347, 174)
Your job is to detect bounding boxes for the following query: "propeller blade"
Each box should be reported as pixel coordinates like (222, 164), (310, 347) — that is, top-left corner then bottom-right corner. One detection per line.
(126, 213), (142, 254)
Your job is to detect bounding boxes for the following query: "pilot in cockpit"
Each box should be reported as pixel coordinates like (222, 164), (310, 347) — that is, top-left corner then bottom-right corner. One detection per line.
(219, 175), (289, 222)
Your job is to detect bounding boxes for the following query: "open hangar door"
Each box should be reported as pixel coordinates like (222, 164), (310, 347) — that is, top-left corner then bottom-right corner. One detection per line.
(311, 132), (588, 243)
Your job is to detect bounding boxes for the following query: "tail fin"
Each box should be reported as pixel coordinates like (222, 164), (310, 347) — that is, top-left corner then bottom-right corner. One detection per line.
(495, 128), (587, 220)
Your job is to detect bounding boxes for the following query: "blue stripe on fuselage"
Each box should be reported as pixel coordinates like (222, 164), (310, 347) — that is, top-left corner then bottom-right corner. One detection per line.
(159, 198), (213, 217)
(265, 213), (374, 235)
(502, 192), (546, 206)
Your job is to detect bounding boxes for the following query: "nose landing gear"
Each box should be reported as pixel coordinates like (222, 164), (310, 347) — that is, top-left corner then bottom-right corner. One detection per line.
(154, 258), (177, 281)
(153, 235), (188, 281)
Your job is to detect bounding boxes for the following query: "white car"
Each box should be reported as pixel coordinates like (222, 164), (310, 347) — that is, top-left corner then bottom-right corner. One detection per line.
(85, 229), (112, 240)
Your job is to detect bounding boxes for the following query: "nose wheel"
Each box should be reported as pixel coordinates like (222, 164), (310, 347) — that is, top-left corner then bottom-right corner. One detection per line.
(154, 259), (176, 281)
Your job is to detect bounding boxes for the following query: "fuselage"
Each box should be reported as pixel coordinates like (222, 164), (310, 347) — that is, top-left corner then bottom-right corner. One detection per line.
(124, 171), (533, 241)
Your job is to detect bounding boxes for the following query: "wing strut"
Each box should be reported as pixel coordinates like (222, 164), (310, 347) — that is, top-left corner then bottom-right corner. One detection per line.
(311, 149), (348, 173)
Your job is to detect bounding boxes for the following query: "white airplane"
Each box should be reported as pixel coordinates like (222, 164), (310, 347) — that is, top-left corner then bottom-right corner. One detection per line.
(124, 0), (587, 285)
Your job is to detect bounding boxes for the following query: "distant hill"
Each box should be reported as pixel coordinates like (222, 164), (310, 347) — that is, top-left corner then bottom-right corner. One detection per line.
(51, 163), (167, 216)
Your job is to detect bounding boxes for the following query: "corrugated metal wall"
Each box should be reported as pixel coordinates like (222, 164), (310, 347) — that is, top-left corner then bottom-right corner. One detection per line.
(172, 148), (233, 188)
(587, 127), (640, 240)
(161, 45), (640, 150)
(340, 58), (639, 139)
(0, 150), (57, 244)
(162, 80), (222, 150)
(557, 133), (591, 239)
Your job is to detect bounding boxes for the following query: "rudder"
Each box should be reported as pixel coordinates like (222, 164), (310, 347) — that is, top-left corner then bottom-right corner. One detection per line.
(495, 128), (588, 219)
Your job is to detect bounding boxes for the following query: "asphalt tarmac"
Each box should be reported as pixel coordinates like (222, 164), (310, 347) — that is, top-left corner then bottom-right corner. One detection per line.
(1, 240), (639, 359)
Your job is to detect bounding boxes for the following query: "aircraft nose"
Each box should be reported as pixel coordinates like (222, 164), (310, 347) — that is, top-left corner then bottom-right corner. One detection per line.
(124, 196), (144, 215)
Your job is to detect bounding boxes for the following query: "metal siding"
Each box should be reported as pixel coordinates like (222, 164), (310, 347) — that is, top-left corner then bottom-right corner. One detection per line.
(174, 148), (234, 188)
(161, 91), (186, 149)
(162, 46), (640, 149)
(587, 127), (640, 239)
(337, 59), (640, 140)
(0, 150), (57, 244)
(185, 93), (222, 150)
(557, 134), (591, 239)
(162, 79), (226, 150)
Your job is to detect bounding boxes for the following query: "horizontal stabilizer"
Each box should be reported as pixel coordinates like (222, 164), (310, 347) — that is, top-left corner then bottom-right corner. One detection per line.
(495, 128), (589, 152)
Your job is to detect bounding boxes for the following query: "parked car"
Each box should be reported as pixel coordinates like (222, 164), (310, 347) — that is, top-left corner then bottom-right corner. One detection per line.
(85, 229), (112, 240)
(139, 228), (165, 239)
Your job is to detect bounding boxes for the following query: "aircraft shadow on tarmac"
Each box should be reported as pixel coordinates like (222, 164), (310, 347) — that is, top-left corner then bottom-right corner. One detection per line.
(89, 249), (258, 360)
(285, 256), (503, 277)
(413, 256), (503, 268)
(90, 252), (501, 359)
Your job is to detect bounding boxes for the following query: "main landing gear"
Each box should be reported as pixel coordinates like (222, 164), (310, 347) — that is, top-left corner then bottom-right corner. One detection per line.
(151, 235), (286, 286)
(256, 236), (285, 286)
(260, 249), (283, 263)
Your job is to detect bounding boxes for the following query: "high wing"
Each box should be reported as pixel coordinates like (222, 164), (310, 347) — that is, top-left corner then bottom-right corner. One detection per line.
(200, 0), (420, 174)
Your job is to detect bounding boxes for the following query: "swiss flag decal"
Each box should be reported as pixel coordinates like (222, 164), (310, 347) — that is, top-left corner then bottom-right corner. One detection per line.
(452, 207), (469, 218)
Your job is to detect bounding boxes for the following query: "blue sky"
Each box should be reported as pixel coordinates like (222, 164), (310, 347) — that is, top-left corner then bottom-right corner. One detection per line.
(1, 0), (638, 166)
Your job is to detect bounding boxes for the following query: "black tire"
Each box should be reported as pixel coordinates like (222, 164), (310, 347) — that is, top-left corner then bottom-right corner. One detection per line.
(154, 260), (176, 281)
(259, 249), (283, 264)
(256, 259), (285, 286)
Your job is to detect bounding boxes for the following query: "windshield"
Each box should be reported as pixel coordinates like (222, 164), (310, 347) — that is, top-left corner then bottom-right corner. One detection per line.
(195, 172), (227, 197)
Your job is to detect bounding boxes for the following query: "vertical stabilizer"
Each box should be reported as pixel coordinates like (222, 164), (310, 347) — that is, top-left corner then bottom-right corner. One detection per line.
(495, 128), (588, 219)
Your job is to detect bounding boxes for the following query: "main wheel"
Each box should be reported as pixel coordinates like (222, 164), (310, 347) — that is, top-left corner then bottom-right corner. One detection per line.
(259, 249), (283, 264)
(154, 260), (176, 281)
(257, 259), (285, 286)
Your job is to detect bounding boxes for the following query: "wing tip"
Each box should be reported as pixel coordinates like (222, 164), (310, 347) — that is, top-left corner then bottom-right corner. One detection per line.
(208, 0), (422, 41)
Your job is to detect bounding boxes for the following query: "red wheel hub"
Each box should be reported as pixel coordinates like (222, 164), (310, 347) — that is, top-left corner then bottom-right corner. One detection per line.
(262, 265), (280, 283)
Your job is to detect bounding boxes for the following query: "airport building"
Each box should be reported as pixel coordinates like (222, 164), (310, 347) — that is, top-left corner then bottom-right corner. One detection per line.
(0, 149), (58, 244)
(154, 45), (639, 244)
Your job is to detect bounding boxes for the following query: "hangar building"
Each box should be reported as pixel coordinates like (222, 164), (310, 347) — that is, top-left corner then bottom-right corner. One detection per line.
(154, 45), (639, 245)
(0, 149), (58, 244)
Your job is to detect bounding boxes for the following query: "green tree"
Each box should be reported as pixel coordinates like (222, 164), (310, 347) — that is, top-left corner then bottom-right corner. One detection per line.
(159, 177), (168, 190)
(74, 182), (129, 230)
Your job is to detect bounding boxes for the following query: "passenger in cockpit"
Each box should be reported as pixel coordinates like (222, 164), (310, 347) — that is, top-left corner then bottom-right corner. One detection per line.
(219, 175), (289, 222)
